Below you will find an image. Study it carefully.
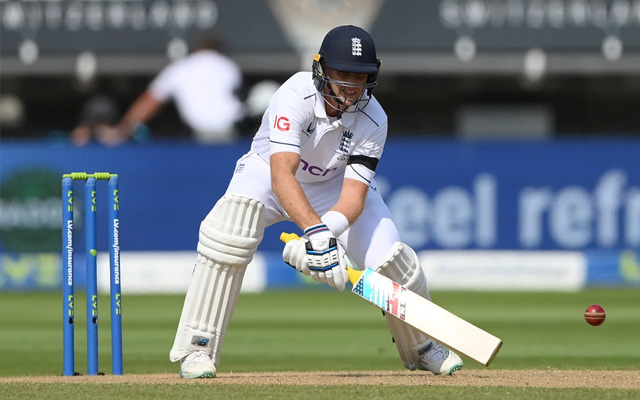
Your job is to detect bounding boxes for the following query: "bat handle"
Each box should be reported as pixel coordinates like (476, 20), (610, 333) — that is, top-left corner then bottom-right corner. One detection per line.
(279, 232), (363, 285)
(280, 232), (300, 243)
(346, 267), (363, 286)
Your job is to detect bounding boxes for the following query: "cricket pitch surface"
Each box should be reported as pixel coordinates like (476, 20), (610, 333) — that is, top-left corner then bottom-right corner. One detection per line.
(2, 370), (639, 389)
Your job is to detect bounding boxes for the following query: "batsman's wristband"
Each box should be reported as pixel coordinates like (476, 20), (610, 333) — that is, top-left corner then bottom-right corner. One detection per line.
(321, 211), (349, 238)
(304, 223), (331, 237)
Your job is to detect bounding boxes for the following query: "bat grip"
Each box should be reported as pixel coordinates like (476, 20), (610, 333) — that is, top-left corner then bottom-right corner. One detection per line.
(280, 232), (300, 243)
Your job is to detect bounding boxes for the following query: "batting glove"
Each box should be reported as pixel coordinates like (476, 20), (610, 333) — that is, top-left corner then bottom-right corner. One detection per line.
(282, 236), (310, 275)
(303, 224), (349, 291)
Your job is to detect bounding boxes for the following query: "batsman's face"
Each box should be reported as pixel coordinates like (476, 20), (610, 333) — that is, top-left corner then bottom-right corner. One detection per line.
(323, 66), (369, 108)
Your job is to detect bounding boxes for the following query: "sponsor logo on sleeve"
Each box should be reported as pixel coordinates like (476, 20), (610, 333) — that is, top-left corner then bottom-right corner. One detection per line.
(274, 115), (290, 131)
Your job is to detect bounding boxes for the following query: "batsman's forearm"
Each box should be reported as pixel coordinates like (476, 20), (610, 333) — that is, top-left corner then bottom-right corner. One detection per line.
(331, 197), (364, 225)
(331, 178), (368, 224)
(272, 173), (321, 230)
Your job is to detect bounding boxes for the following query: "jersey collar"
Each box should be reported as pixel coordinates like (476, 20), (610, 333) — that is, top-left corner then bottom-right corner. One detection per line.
(313, 91), (356, 127)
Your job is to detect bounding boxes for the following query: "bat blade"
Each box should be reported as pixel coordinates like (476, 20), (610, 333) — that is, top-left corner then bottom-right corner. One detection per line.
(352, 268), (503, 366)
(279, 232), (502, 366)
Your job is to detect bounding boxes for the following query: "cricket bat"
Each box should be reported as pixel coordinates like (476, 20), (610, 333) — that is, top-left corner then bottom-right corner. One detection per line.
(280, 232), (503, 366)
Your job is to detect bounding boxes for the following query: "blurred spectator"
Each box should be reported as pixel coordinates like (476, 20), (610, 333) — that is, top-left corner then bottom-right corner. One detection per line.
(236, 80), (280, 135)
(118, 35), (245, 144)
(70, 94), (122, 146)
(0, 94), (26, 129)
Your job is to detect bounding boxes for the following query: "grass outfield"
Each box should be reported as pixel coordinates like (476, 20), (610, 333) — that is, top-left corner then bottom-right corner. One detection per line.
(0, 289), (639, 399)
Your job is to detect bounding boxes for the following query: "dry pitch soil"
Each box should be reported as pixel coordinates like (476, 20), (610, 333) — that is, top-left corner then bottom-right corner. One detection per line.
(1, 370), (639, 389)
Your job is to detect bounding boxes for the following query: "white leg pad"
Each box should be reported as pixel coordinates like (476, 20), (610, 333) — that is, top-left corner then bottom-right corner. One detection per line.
(170, 196), (265, 365)
(375, 242), (432, 370)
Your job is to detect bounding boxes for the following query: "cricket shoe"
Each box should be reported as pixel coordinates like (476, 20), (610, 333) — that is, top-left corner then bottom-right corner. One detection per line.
(179, 351), (216, 379)
(417, 340), (464, 375)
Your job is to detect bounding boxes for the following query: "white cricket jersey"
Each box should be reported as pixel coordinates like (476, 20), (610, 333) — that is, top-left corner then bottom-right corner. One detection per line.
(149, 50), (243, 134)
(249, 72), (388, 184)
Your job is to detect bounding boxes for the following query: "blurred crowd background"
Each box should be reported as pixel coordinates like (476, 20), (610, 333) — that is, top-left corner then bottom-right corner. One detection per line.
(2, 0), (639, 143)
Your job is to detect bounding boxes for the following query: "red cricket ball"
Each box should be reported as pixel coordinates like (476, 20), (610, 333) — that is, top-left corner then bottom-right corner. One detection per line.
(584, 304), (606, 326)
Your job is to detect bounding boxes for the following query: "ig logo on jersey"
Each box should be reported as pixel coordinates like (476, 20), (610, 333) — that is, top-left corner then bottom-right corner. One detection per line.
(274, 115), (290, 131)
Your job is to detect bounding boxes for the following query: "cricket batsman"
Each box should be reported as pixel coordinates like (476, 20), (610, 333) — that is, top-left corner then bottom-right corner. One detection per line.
(169, 25), (464, 378)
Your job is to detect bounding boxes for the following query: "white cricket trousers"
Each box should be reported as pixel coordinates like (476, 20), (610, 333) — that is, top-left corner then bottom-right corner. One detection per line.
(224, 152), (401, 269)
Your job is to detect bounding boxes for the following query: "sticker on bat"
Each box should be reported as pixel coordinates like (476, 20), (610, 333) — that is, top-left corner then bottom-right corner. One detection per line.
(353, 269), (407, 320)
